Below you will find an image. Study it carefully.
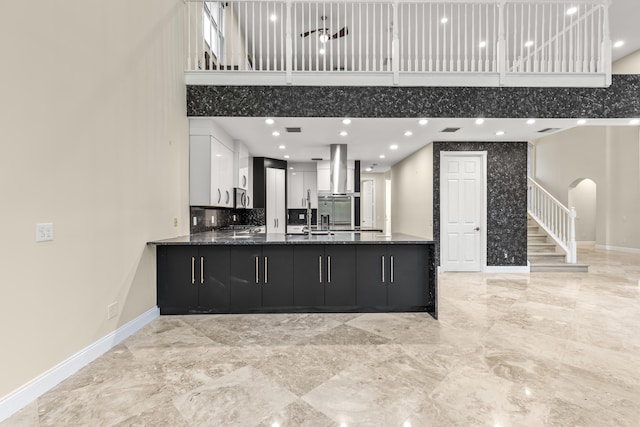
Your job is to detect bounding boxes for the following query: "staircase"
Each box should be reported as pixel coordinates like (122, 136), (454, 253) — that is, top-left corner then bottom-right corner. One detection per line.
(528, 216), (589, 272)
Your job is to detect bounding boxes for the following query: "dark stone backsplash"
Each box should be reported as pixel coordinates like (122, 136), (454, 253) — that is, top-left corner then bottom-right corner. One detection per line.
(433, 142), (528, 267)
(190, 207), (265, 233)
(187, 75), (640, 118)
(287, 209), (317, 226)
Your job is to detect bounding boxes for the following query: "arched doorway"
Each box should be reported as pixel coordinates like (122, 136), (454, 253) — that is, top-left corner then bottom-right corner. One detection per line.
(568, 178), (597, 243)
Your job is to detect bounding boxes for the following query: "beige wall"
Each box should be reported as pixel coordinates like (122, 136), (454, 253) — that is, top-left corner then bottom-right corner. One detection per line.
(390, 144), (434, 239)
(612, 49), (640, 74)
(533, 126), (640, 249)
(0, 0), (188, 400)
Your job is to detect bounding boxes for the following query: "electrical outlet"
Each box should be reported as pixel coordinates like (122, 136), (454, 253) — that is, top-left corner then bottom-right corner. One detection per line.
(173, 217), (178, 227)
(193, 216), (197, 226)
(107, 302), (118, 320)
(35, 223), (54, 242)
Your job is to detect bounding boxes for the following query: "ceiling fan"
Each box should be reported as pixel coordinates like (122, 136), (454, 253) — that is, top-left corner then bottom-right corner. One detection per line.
(300, 16), (349, 42)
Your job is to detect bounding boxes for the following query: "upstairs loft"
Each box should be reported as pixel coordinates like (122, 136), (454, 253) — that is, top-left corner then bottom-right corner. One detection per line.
(184, 0), (613, 88)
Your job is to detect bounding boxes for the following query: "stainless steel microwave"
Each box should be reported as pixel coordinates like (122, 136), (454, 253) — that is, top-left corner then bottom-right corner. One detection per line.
(234, 188), (248, 209)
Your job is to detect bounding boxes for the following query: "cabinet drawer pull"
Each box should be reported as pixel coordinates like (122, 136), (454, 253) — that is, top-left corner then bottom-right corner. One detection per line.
(191, 257), (195, 284)
(327, 255), (331, 283)
(381, 255), (385, 283)
(255, 256), (259, 284)
(390, 255), (394, 284)
(264, 257), (268, 284)
(319, 255), (323, 284)
(225, 190), (230, 204)
(200, 257), (204, 284)
(217, 189), (221, 203)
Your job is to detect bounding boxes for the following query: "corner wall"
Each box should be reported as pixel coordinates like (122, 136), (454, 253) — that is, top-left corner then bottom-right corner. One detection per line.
(613, 49), (640, 74)
(390, 145), (434, 239)
(0, 0), (187, 401)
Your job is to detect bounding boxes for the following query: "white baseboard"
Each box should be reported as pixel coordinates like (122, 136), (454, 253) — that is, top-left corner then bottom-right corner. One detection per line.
(595, 244), (640, 254)
(484, 265), (531, 273)
(0, 306), (159, 423)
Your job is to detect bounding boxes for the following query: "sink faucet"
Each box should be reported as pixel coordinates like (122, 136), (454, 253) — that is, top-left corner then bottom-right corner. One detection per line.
(306, 189), (312, 237)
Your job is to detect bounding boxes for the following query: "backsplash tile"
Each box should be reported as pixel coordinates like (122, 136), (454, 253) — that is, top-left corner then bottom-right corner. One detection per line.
(190, 207), (265, 234)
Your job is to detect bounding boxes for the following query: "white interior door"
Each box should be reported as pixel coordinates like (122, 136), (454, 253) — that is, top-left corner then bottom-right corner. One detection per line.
(441, 152), (486, 272)
(361, 180), (375, 228)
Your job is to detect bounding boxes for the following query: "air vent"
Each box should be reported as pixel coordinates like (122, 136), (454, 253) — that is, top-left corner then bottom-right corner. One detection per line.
(441, 127), (461, 133)
(538, 128), (561, 133)
(311, 157), (323, 161)
(286, 127), (302, 133)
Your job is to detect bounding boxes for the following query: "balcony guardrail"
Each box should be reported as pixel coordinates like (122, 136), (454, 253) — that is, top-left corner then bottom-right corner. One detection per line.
(184, 0), (611, 87)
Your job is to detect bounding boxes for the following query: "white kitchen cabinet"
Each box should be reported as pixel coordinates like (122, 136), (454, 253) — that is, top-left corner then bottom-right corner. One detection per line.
(266, 167), (286, 233)
(287, 163), (318, 209)
(234, 141), (253, 208)
(189, 135), (234, 207)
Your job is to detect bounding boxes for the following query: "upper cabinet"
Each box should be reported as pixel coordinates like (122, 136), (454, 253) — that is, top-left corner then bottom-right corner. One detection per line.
(317, 160), (355, 193)
(190, 135), (234, 207)
(235, 141), (253, 208)
(288, 162), (317, 209)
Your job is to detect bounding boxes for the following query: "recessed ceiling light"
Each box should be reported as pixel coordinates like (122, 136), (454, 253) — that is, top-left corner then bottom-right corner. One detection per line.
(342, 119), (351, 125)
(496, 130), (505, 136)
(566, 6), (578, 15)
(340, 131), (348, 136)
(527, 119), (536, 125)
(278, 144), (286, 149)
(479, 41), (487, 48)
(418, 119), (428, 125)
(284, 155), (290, 159)
(390, 144), (398, 150)
(577, 119), (587, 125)
(319, 48), (326, 55)
(291, 172), (296, 175)
(270, 14), (277, 22)
(404, 130), (413, 136)
(272, 131), (280, 136)
(613, 40), (624, 48)
(365, 167), (372, 172)
(440, 17), (448, 24)
(289, 167), (294, 169)
(475, 118), (484, 125)
(379, 154), (386, 159)
(525, 41), (534, 47)
(630, 118), (640, 125)
(265, 118), (274, 125)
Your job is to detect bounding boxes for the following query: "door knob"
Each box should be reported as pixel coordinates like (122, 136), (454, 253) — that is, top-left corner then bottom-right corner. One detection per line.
(475, 227), (480, 231)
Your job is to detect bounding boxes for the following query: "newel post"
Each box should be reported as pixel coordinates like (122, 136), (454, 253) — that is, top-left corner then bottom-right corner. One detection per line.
(568, 207), (577, 263)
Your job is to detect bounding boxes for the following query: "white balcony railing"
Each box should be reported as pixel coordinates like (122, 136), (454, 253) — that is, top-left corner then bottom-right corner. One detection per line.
(184, 0), (611, 87)
(528, 177), (577, 263)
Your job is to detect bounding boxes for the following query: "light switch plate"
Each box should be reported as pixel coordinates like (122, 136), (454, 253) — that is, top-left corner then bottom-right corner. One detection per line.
(299, 214), (305, 220)
(36, 223), (54, 242)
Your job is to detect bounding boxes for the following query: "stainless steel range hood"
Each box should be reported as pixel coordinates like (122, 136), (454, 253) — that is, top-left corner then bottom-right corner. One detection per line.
(330, 144), (348, 194)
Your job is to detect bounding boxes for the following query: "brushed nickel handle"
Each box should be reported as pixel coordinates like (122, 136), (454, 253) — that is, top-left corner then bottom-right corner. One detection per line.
(390, 255), (394, 284)
(327, 255), (331, 283)
(319, 255), (323, 284)
(381, 255), (385, 283)
(226, 190), (230, 204)
(200, 256), (204, 284)
(255, 256), (259, 284)
(264, 256), (268, 284)
(217, 189), (221, 203)
(191, 257), (195, 284)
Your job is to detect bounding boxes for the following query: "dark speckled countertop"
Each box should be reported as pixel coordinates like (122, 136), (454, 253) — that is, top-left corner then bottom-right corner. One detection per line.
(148, 231), (434, 245)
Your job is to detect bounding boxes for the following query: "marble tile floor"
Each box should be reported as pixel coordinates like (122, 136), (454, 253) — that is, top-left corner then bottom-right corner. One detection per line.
(3, 247), (640, 426)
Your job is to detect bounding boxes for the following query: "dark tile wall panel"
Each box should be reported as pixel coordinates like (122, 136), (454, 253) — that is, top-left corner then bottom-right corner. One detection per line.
(187, 75), (640, 118)
(433, 142), (528, 267)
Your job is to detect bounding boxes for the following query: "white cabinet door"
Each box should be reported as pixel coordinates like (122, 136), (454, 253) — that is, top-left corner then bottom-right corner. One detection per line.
(217, 142), (234, 207)
(236, 142), (249, 190)
(317, 167), (330, 192)
(266, 168), (286, 233)
(288, 170), (304, 208)
(190, 135), (213, 206)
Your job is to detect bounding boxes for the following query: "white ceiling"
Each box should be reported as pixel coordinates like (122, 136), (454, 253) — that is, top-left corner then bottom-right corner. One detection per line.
(208, 0), (640, 173)
(212, 117), (639, 172)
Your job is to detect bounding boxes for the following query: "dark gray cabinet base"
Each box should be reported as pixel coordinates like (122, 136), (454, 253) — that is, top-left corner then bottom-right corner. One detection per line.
(157, 243), (437, 318)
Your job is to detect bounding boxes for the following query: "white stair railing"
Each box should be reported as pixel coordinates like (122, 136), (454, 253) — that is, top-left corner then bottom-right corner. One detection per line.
(527, 177), (577, 263)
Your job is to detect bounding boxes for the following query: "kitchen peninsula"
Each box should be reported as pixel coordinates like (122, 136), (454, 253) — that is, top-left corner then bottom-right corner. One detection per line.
(149, 231), (437, 319)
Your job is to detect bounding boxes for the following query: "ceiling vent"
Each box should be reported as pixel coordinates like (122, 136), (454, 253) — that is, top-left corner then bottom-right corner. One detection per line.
(311, 157), (323, 161)
(538, 128), (561, 133)
(286, 127), (302, 133)
(441, 127), (461, 133)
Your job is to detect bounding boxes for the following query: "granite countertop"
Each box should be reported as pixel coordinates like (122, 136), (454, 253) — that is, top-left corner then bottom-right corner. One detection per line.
(148, 231), (434, 246)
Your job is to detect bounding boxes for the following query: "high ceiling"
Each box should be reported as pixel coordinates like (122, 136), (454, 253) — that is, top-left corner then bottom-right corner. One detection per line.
(206, 0), (640, 173)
